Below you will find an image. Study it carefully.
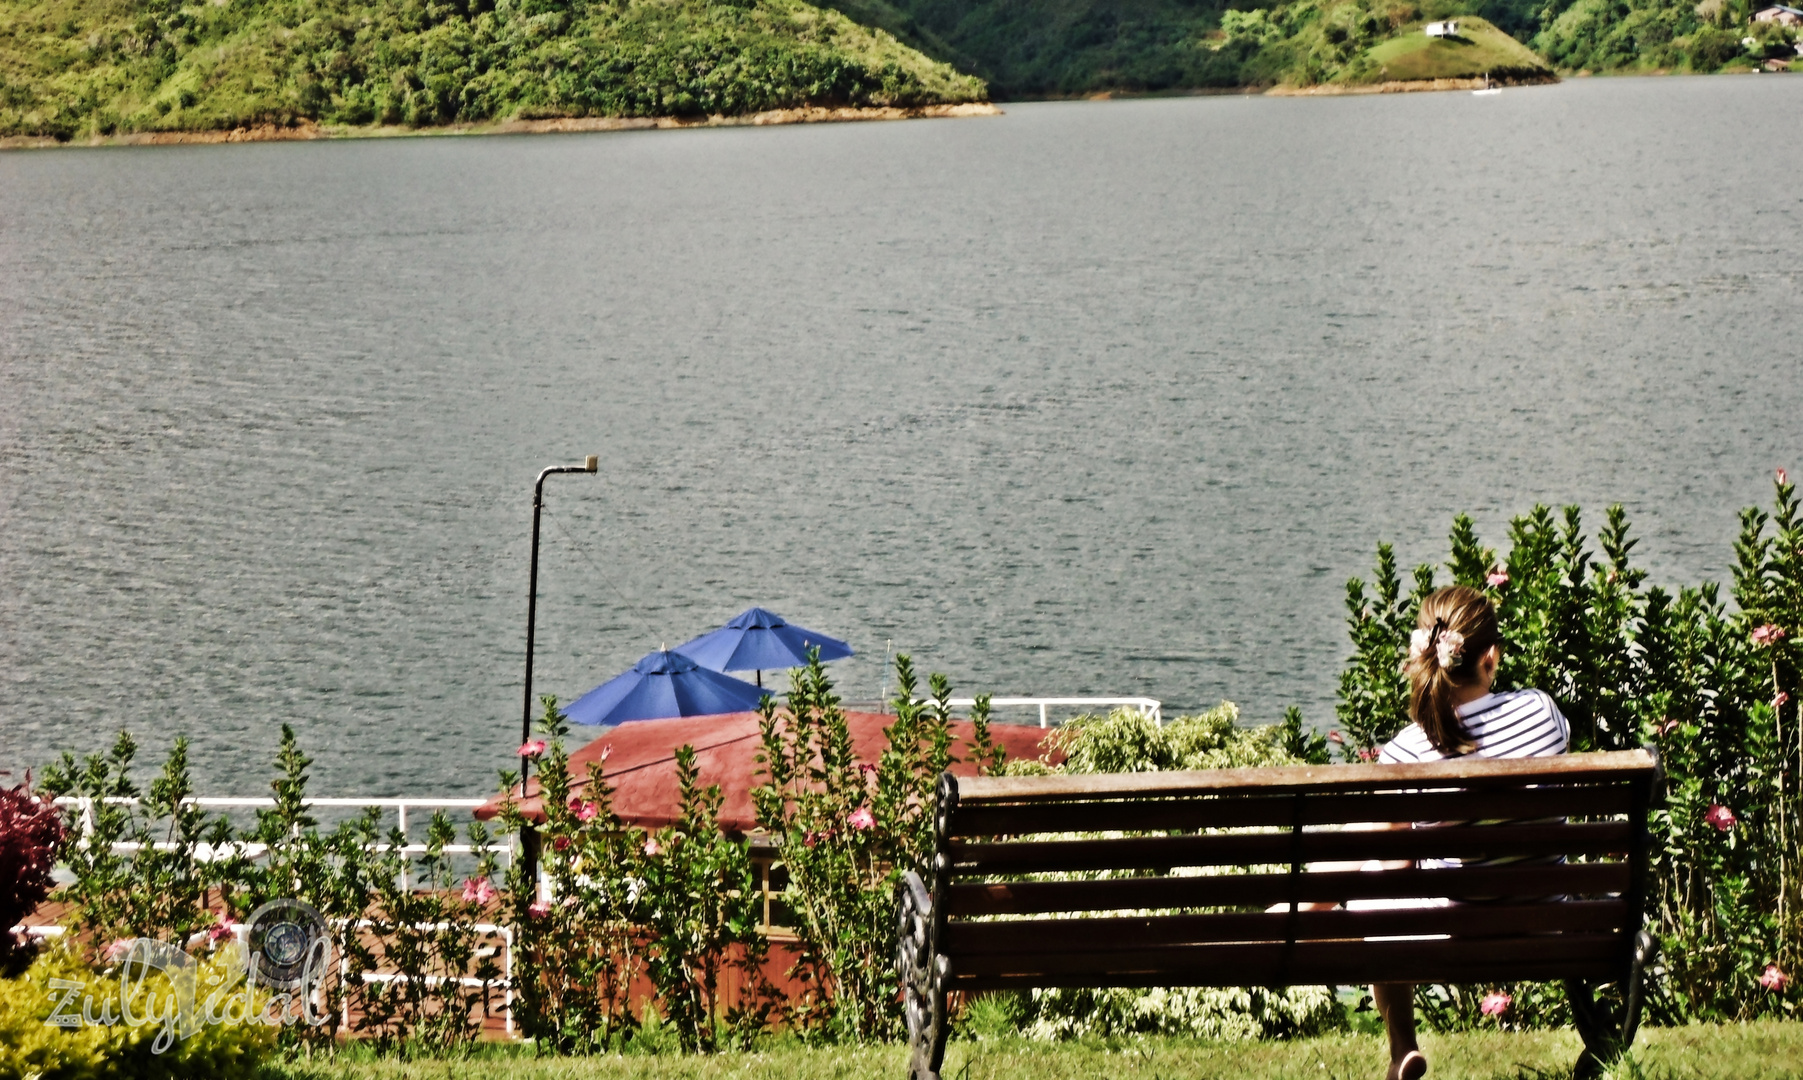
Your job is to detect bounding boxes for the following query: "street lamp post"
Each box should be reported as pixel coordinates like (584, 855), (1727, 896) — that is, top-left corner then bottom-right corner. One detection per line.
(518, 454), (598, 890)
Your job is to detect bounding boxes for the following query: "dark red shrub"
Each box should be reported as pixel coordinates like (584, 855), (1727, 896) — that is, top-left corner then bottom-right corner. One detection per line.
(0, 780), (66, 974)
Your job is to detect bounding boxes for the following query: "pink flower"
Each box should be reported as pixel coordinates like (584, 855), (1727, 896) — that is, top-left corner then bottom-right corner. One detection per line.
(1480, 990), (1511, 1017)
(104, 937), (135, 961)
(856, 762), (879, 780)
(643, 837), (662, 857)
(208, 912), (234, 943)
(1656, 718), (1681, 737)
(461, 877), (497, 905)
(1355, 747), (1380, 762)
(553, 836), (571, 852)
(518, 739), (547, 758)
(1761, 964), (1789, 991)
(1328, 730), (1344, 744)
(1753, 624), (1788, 648)
(848, 806), (876, 831)
(1486, 569), (1510, 588)
(1705, 804), (1737, 831)
(569, 798), (598, 822)
(1777, 692), (1792, 710)
(527, 900), (552, 919)
(599, 744), (613, 763)
(1779, 468), (1790, 487)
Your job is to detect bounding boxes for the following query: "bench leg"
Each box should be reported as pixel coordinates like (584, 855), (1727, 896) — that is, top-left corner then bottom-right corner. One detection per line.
(902, 957), (949, 1080)
(1620, 930), (1659, 1050)
(1565, 930), (1660, 1079)
(897, 874), (948, 1080)
(1563, 980), (1616, 1080)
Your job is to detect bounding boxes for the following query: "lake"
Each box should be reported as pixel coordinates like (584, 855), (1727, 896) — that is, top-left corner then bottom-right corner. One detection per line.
(3, 75), (1801, 795)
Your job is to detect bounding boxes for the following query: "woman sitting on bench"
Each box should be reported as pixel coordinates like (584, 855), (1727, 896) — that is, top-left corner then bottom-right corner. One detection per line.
(1369, 584), (1571, 1080)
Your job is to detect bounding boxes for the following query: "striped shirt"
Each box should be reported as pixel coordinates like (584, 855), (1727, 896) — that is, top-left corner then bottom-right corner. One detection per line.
(1379, 689), (1570, 767)
(1379, 689), (1571, 874)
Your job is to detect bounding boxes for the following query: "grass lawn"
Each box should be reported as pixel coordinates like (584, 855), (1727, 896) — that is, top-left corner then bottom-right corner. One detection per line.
(266, 1022), (1803, 1080)
(1363, 18), (1551, 82)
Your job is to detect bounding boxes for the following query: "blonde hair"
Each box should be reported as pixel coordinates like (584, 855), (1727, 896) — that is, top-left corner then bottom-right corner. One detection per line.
(1404, 585), (1501, 755)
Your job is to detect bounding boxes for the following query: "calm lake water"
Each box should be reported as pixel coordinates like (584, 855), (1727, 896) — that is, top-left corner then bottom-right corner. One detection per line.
(3, 76), (1802, 795)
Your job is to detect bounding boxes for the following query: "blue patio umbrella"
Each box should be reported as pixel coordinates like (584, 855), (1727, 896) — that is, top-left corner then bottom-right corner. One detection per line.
(673, 607), (854, 686)
(562, 649), (770, 726)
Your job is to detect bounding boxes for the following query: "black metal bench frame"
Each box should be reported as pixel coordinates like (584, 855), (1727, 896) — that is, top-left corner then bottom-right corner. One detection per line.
(895, 749), (1661, 1079)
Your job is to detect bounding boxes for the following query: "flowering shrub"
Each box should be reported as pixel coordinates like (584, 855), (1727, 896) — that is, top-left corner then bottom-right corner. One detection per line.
(752, 653), (1002, 1042)
(633, 745), (773, 1051)
(498, 695), (770, 1053)
(1333, 472), (1803, 1025)
(41, 733), (247, 955)
(498, 707), (643, 1053)
(41, 724), (502, 1048)
(0, 778), (65, 974)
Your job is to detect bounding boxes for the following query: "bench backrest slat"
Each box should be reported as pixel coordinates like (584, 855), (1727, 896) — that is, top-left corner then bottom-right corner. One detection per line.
(940, 899), (1632, 954)
(950, 820), (1634, 874)
(947, 861), (1630, 917)
(951, 784), (1634, 836)
(951, 749), (1656, 804)
(952, 933), (1625, 991)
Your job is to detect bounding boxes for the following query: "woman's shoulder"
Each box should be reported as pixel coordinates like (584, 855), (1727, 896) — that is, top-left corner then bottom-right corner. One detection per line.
(1477, 688), (1559, 712)
(1466, 688), (1570, 753)
(1379, 723), (1438, 763)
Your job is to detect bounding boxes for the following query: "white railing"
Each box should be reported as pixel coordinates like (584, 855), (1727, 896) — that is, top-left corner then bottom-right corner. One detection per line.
(338, 919), (514, 1036)
(52, 797), (510, 890)
(946, 696), (1162, 728)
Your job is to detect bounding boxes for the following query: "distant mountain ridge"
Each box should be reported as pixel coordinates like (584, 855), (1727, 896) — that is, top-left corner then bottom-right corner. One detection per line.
(0, 0), (986, 140)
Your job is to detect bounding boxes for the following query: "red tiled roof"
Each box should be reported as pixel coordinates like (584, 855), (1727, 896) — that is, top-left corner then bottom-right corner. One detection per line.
(474, 711), (1059, 832)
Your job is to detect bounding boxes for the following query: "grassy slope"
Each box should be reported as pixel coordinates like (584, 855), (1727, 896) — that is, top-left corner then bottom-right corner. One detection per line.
(0, 0), (985, 139)
(268, 1023), (1803, 1080)
(1365, 16), (1550, 79)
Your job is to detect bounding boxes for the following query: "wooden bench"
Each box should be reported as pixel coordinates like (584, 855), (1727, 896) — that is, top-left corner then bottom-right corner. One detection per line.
(895, 749), (1661, 1079)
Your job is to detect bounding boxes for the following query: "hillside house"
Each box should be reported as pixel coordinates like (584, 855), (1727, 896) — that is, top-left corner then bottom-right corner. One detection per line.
(1754, 5), (1803, 24)
(1425, 20), (1460, 36)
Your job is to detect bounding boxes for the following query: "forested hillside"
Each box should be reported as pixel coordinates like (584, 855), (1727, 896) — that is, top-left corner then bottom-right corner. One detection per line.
(819, 0), (1798, 95)
(0, 0), (985, 139)
(1, 0), (1789, 138)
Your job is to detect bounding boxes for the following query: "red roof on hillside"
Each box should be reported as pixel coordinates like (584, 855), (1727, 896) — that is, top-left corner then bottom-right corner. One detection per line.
(474, 711), (1058, 832)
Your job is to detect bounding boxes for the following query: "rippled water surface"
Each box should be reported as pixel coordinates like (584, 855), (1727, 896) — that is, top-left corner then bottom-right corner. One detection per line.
(4, 76), (1802, 794)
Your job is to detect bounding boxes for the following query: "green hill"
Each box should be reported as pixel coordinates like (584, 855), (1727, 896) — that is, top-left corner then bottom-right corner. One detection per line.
(1364, 16), (1550, 80)
(0, 0), (986, 140)
(1208, 2), (1553, 88)
(805, 0), (1774, 98)
(803, 0), (1554, 97)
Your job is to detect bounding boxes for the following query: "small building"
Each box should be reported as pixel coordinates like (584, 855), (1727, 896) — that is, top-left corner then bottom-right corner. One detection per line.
(1425, 20), (1460, 37)
(1754, 4), (1803, 25)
